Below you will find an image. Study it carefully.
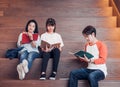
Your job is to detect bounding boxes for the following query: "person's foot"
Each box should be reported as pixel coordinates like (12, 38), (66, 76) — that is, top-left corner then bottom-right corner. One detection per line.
(40, 74), (46, 80)
(22, 59), (29, 73)
(49, 72), (56, 80)
(17, 63), (25, 80)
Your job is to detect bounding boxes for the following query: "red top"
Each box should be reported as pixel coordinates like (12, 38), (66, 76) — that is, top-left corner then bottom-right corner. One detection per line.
(21, 33), (38, 44)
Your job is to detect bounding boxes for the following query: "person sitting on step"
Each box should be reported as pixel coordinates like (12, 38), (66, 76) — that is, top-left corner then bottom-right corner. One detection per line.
(39, 18), (64, 80)
(17, 19), (41, 80)
(68, 25), (108, 87)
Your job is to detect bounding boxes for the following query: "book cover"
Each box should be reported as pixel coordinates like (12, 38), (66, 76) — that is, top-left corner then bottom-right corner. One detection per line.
(74, 50), (94, 59)
(21, 33), (38, 44)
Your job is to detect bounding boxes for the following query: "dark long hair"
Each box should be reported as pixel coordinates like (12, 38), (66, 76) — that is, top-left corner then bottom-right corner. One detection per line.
(46, 18), (56, 32)
(25, 19), (38, 33)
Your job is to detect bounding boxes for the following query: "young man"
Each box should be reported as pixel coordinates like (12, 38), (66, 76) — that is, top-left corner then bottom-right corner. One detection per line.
(68, 25), (108, 87)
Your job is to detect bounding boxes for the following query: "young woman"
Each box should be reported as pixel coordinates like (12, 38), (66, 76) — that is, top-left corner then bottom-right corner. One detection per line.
(17, 19), (41, 80)
(68, 25), (108, 87)
(39, 18), (64, 80)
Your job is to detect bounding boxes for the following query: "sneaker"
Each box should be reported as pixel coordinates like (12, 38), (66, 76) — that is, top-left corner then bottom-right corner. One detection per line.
(49, 72), (56, 80)
(22, 59), (29, 73)
(17, 63), (25, 80)
(40, 74), (46, 80)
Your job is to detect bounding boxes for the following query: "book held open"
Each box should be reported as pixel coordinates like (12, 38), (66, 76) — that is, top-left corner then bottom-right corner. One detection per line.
(41, 40), (61, 50)
(69, 50), (94, 59)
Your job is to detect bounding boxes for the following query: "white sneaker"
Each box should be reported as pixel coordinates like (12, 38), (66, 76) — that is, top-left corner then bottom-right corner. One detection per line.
(17, 63), (25, 80)
(22, 59), (29, 73)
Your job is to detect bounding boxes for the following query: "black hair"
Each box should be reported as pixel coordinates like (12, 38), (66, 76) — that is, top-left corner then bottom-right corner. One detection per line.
(25, 19), (38, 33)
(46, 18), (56, 32)
(82, 25), (96, 37)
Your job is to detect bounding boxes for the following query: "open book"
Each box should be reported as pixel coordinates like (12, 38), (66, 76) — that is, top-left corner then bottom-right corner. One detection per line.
(41, 40), (61, 50)
(69, 50), (94, 59)
(21, 33), (38, 44)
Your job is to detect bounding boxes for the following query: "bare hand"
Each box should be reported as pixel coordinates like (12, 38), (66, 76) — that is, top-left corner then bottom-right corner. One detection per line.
(80, 54), (90, 63)
(27, 32), (33, 40)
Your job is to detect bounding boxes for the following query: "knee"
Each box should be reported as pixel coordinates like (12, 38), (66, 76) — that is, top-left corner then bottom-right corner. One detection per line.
(52, 48), (60, 56)
(27, 53), (34, 62)
(53, 48), (60, 53)
(69, 70), (76, 77)
(42, 52), (50, 58)
(19, 51), (27, 58)
(88, 74), (95, 81)
(19, 53), (26, 61)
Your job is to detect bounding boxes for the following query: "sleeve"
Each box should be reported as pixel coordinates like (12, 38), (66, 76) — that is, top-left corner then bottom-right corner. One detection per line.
(94, 42), (108, 64)
(40, 33), (45, 41)
(17, 33), (23, 47)
(59, 34), (64, 47)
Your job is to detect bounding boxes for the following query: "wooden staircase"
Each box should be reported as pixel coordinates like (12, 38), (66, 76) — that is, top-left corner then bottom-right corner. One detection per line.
(0, 0), (120, 87)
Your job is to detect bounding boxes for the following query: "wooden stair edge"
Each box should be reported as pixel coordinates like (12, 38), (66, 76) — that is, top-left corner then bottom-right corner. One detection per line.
(0, 79), (120, 87)
(0, 57), (120, 60)
(0, 79), (120, 82)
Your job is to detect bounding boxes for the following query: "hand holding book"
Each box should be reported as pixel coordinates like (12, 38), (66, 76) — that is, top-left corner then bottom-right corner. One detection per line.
(69, 50), (94, 59)
(21, 33), (38, 44)
(74, 51), (94, 59)
(69, 50), (94, 63)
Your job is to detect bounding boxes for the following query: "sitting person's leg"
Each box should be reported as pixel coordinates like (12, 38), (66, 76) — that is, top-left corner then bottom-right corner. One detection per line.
(88, 69), (105, 87)
(18, 50), (28, 63)
(40, 52), (50, 80)
(17, 50), (28, 80)
(27, 52), (40, 70)
(23, 51), (40, 73)
(49, 48), (60, 80)
(68, 68), (89, 87)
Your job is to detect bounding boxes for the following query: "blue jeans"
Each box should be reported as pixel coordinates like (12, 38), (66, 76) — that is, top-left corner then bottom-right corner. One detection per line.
(18, 50), (40, 70)
(68, 68), (105, 87)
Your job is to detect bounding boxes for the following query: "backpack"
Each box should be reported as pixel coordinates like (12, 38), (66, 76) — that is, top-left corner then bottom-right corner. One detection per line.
(5, 47), (24, 59)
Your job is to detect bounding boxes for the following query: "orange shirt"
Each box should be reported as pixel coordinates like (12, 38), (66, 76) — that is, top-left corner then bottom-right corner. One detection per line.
(85, 41), (108, 77)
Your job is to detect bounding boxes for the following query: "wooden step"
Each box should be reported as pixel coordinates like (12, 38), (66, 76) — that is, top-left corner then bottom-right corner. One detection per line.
(0, 26), (120, 32)
(0, 17), (117, 28)
(0, 38), (120, 58)
(0, 2), (9, 8)
(8, 0), (109, 8)
(0, 11), (4, 16)
(0, 27), (120, 43)
(0, 79), (120, 87)
(0, 42), (17, 58)
(4, 7), (112, 17)
(104, 41), (120, 58)
(0, 58), (120, 80)
(1, 40), (120, 58)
